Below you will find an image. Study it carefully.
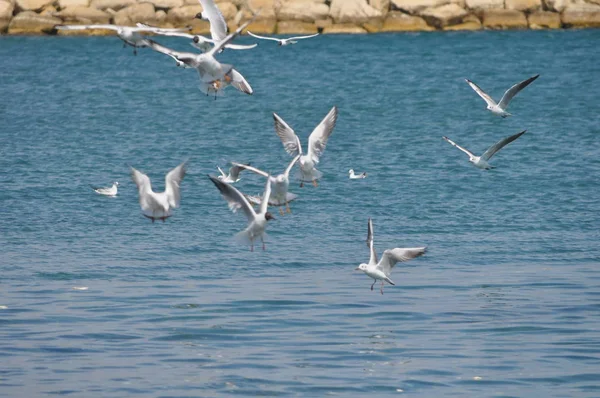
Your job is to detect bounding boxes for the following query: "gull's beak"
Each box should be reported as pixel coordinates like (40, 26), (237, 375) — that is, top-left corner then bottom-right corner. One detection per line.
(355, 267), (361, 271)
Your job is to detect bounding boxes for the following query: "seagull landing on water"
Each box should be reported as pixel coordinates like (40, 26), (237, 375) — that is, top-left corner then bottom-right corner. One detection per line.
(465, 74), (539, 118)
(348, 169), (367, 179)
(355, 218), (426, 295)
(247, 31), (319, 46)
(217, 163), (249, 183)
(130, 162), (186, 222)
(208, 175), (275, 252)
(442, 130), (526, 170)
(91, 181), (119, 196)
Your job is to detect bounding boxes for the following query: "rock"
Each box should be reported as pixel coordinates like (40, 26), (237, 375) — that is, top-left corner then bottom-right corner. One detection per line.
(527, 10), (560, 27)
(55, 5), (111, 22)
(465, 0), (503, 11)
(278, 1), (329, 22)
(323, 22), (368, 33)
(0, 0), (14, 20)
(505, 0), (541, 12)
(561, 2), (600, 27)
(421, 3), (467, 27)
(8, 10), (62, 33)
(247, 0), (276, 19)
(58, 0), (90, 9)
(0, 19), (9, 31)
(482, 9), (528, 28)
(150, 0), (183, 10)
(15, 0), (53, 11)
(241, 17), (275, 33)
(277, 20), (318, 33)
(187, 18), (210, 33)
(369, 0), (390, 15)
(329, 0), (382, 23)
(315, 17), (332, 28)
(362, 17), (383, 31)
(381, 10), (434, 30)
(166, 4), (200, 23)
(443, 18), (481, 28)
(542, 0), (573, 12)
(392, 0), (461, 13)
(113, 2), (155, 25)
(90, 0), (135, 11)
(154, 8), (166, 22)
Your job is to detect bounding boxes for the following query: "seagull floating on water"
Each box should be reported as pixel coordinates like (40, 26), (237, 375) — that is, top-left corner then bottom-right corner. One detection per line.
(355, 218), (427, 295)
(442, 130), (526, 170)
(209, 175), (275, 251)
(273, 106), (338, 187)
(217, 163), (249, 183)
(247, 31), (319, 46)
(130, 162), (186, 222)
(91, 181), (119, 196)
(465, 74), (539, 118)
(348, 169), (367, 179)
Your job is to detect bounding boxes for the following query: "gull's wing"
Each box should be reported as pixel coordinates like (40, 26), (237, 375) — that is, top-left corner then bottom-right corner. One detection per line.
(229, 162), (250, 180)
(377, 247), (427, 276)
(481, 130), (526, 161)
(198, 0), (227, 41)
(165, 162), (187, 208)
(498, 74), (539, 109)
(55, 24), (119, 31)
(229, 69), (253, 95)
(260, 178), (272, 215)
(131, 167), (163, 211)
(226, 43), (258, 50)
(146, 39), (194, 62)
(307, 106), (338, 163)
(207, 18), (253, 57)
(247, 31), (281, 42)
(284, 155), (301, 177)
(217, 165), (227, 178)
(209, 175), (256, 221)
(442, 136), (475, 158)
(133, 23), (191, 34)
(273, 113), (301, 157)
(465, 79), (496, 107)
(367, 218), (378, 265)
(231, 162), (269, 178)
(287, 33), (319, 41)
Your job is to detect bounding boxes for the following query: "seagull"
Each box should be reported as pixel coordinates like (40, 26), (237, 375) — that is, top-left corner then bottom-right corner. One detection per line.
(355, 218), (426, 295)
(90, 181), (119, 196)
(232, 155), (300, 215)
(465, 75), (539, 118)
(208, 175), (275, 251)
(348, 169), (367, 179)
(247, 31), (319, 46)
(217, 163), (250, 183)
(273, 106), (338, 187)
(146, 19), (254, 97)
(442, 130), (526, 170)
(55, 24), (189, 55)
(195, 0), (257, 52)
(130, 162), (186, 222)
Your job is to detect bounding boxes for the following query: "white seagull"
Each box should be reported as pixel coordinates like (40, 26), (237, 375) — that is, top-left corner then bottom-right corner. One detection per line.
(55, 24), (189, 55)
(247, 31), (319, 46)
(130, 162), (186, 222)
(217, 163), (249, 183)
(442, 130), (526, 170)
(348, 169), (367, 179)
(355, 218), (427, 295)
(195, 0), (257, 51)
(232, 155), (300, 215)
(91, 181), (119, 196)
(465, 74), (539, 118)
(273, 106), (338, 187)
(208, 175), (275, 251)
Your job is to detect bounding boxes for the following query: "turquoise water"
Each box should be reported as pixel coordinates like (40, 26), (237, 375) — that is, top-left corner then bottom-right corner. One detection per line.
(1, 30), (600, 397)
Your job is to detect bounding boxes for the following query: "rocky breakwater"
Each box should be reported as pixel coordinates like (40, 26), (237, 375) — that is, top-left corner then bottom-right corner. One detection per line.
(1, 0), (600, 35)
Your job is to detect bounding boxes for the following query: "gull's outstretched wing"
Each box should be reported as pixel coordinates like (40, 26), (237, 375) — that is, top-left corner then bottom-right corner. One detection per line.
(231, 162), (269, 178)
(229, 162), (250, 180)
(465, 79), (496, 107)
(367, 218), (378, 265)
(247, 31), (281, 42)
(209, 175), (256, 221)
(307, 106), (338, 163)
(260, 178), (272, 216)
(217, 165), (227, 178)
(284, 155), (301, 178)
(287, 33), (319, 41)
(131, 167), (162, 211)
(55, 24), (119, 31)
(498, 74), (539, 109)
(442, 136), (475, 158)
(208, 18), (254, 57)
(230, 69), (253, 95)
(377, 247), (427, 276)
(134, 23), (191, 34)
(225, 43), (258, 50)
(146, 39), (195, 63)
(481, 130), (526, 161)
(273, 113), (301, 157)
(165, 162), (187, 208)
(198, 0), (227, 41)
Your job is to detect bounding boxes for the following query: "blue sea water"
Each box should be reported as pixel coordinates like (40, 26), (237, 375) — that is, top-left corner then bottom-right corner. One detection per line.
(1, 29), (600, 397)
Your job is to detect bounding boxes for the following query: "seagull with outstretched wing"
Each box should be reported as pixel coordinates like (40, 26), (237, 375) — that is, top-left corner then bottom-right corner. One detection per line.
(194, 0), (257, 51)
(247, 31), (319, 46)
(465, 75), (539, 118)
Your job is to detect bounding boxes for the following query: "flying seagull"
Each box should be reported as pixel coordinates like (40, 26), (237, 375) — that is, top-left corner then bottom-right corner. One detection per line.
(231, 155), (300, 215)
(208, 175), (275, 251)
(348, 169), (367, 179)
(355, 218), (426, 295)
(247, 31), (319, 46)
(130, 162), (186, 222)
(465, 75), (539, 118)
(195, 0), (257, 52)
(273, 106), (338, 187)
(90, 181), (119, 196)
(217, 163), (250, 183)
(442, 130), (526, 170)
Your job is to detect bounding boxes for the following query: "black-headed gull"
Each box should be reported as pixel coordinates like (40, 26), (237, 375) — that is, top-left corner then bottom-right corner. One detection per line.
(208, 175), (275, 251)
(55, 24), (189, 55)
(273, 106), (338, 187)
(355, 218), (427, 295)
(443, 130), (526, 170)
(195, 0), (257, 52)
(130, 162), (186, 222)
(465, 75), (539, 118)
(217, 163), (249, 183)
(348, 169), (367, 179)
(247, 31), (319, 46)
(232, 155), (300, 215)
(91, 181), (119, 196)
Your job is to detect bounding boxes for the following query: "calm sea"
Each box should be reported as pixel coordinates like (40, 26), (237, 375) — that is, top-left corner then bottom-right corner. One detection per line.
(1, 29), (600, 397)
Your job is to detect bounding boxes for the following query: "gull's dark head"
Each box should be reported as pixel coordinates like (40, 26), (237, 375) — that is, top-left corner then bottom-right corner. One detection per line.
(195, 11), (206, 20)
(265, 212), (275, 221)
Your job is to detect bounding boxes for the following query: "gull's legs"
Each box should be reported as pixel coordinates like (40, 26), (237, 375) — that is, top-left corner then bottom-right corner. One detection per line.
(286, 202), (291, 213)
(279, 207), (284, 216)
(261, 236), (266, 251)
(371, 279), (376, 291)
(300, 181), (304, 188)
(312, 180), (318, 187)
(380, 281), (385, 295)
